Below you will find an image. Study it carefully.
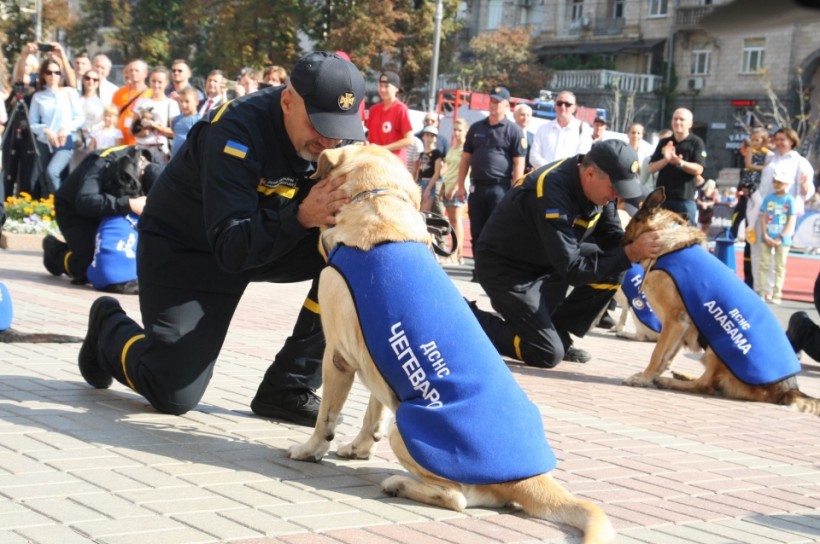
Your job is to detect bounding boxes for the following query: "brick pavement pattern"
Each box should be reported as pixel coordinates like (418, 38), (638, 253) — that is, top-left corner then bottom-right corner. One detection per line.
(2, 245), (820, 544)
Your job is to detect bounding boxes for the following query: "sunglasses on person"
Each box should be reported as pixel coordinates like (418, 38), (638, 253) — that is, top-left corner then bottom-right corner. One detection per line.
(171, 69), (185, 73)
(44, 70), (61, 76)
(555, 100), (574, 108)
(83, 76), (99, 82)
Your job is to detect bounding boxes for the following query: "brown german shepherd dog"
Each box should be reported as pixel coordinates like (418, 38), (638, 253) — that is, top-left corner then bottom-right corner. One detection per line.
(288, 145), (615, 544)
(622, 187), (820, 416)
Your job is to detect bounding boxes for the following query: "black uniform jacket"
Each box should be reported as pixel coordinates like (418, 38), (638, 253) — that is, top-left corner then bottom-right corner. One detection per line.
(55, 146), (141, 233)
(475, 155), (631, 286)
(138, 87), (320, 294)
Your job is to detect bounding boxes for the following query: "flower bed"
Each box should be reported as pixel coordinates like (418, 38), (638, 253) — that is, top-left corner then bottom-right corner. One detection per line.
(3, 193), (61, 236)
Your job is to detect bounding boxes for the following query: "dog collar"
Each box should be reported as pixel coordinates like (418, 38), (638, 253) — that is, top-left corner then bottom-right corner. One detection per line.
(350, 188), (396, 203)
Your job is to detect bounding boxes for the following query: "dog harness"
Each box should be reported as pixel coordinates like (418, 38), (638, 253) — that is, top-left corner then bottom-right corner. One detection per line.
(87, 214), (139, 290)
(621, 263), (662, 333)
(653, 245), (800, 385)
(328, 242), (556, 484)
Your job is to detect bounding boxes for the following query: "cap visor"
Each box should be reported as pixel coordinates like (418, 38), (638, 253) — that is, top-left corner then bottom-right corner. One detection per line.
(613, 177), (642, 199)
(307, 108), (365, 141)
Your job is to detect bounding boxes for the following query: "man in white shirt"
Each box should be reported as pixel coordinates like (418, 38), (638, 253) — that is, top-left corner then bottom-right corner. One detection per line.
(93, 54), (119, 105)
(530, 90), (593, 169)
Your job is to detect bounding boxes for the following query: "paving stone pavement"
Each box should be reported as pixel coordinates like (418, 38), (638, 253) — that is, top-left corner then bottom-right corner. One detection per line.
(2, 246), (820, 544)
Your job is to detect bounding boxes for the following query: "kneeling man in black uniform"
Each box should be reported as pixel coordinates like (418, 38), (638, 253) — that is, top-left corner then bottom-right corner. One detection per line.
(470, 140), (662, 368)
(77, 52), (365, 425)
(43, 146), (159, 293)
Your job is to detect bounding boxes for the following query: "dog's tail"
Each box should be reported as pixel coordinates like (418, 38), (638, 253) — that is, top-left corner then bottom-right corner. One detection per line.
(783, 389), (820, 417)
(499, 474), (616, 544)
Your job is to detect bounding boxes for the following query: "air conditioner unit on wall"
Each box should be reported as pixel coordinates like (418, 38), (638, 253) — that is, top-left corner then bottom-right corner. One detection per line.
(688, 77), (705, 90)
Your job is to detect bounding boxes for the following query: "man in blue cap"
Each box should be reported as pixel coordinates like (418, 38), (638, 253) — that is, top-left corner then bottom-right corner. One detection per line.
(469, 140), (662, 367)
(455, 86), (525, 274)
(76, 52), (366, 425)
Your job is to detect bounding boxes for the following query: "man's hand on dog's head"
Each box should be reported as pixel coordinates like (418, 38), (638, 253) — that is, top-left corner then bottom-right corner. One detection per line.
(625, 230), (663, 262)
(297, 175), (350, 229)
(129, 196), (147, 216)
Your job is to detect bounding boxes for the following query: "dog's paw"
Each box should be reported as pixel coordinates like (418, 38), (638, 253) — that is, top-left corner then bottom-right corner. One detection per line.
(336, 441), (373, 460)
(622, 373), (654, 387)
(288, 441), (329, 462)
(382, 475), (410, 497)
(670, 370), (697, 381)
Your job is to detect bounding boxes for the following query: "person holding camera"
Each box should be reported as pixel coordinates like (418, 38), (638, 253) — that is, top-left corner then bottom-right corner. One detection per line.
(28, 56), (84, 194)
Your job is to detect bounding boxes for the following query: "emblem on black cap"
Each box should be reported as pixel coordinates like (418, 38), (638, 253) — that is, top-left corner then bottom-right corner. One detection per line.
(338, 92), (356, 111)
(631, 160), (639, 173)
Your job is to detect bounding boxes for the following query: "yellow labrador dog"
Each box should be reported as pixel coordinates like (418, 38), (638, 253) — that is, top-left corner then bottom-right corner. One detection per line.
(288, 145), (615, 544)
(622, 188), (820, 415)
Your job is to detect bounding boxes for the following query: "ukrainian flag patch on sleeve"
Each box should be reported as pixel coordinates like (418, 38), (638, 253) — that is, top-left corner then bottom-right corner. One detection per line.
(545, 208), (560, 219)
(224, 140), (248, 159)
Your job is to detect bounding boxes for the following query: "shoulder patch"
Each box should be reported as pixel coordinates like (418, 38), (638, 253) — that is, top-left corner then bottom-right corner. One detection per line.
(545, 208), (560, 219)
(224, 140), (248, 159)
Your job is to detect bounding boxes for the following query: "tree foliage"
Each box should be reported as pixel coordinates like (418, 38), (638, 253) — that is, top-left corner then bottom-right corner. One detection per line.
(461, 26), (549, 100)
(0, 0), (68, 78)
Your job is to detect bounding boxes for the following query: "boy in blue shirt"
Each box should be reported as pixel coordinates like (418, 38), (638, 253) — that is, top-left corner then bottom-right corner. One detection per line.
(171, 87), (202, 157)
(758, 163), (798, 304)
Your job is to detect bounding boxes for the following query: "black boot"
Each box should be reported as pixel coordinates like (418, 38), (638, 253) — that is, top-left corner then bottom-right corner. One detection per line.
(42, 235), (67, 276)
(78, 296), (124, 388)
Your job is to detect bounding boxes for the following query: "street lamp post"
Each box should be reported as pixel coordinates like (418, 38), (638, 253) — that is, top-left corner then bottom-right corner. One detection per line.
(427, 0), (443, 113)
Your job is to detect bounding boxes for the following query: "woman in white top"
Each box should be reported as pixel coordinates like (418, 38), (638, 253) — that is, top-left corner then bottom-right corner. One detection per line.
(749, 127), (814, 295)
(79, 69), (105, 136)
(627, 123), (655, 189)
(131, 67), (179, 163)
(28, 58), (84, 194)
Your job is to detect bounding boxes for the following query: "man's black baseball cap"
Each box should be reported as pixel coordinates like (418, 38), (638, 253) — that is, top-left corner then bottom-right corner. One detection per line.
(290, 52), (365, 141)
(586, 139), (642, 199)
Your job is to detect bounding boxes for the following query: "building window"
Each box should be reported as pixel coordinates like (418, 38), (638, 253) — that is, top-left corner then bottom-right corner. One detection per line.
(691, 50), (710, 75)
(570, 0), (584, 21)
(486, 0), (503, 29)
(741, 38), (765, 74)
(648, 0), (668, 17)
(611, 0), (625, 18)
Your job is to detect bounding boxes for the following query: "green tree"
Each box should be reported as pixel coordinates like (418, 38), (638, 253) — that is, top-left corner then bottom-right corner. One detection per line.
(462, 26), (549, 100)
(0, 0), (66, 76)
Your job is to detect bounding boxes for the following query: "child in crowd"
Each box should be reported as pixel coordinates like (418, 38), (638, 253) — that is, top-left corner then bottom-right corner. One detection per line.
(88, 104), (124, 151)
(758, 163), (798, 305)
(171, 87), (202, 157)
(696, 178), (719, 236)
(414, 125), (443, 213)
(441, 118), (470, 264)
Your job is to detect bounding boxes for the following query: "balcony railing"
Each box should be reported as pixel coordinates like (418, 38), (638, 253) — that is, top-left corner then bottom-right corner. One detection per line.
(676, 6), (714, 28)
(549, 69), (663, 93)
(594, 17), (625, 36)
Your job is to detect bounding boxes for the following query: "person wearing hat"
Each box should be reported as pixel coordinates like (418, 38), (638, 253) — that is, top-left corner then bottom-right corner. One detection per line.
(42, 145), (159, 293)
(414, 124), (445, 212)
(757, 161), (798, 304)
(75, 52), (366, 426)
(455, 85), (525, 264)
(530, 90), (594, 169)
(366, 70), (415, 166)
(592, 116), (608, 142)
(468, 139), (662, 367)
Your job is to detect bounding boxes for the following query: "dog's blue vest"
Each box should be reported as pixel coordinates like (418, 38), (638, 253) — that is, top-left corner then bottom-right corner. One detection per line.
(0, 282), (13, 331)
(653, 245), (800, 385)
(328, 242), (556, 484)
(87, 214), (139, 290)
(621, 263), (662, 333)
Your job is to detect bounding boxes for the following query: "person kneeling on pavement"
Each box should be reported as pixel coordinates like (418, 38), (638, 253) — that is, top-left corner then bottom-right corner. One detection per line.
(469, 139), (662, 367)
(43, 146), (160, 294)
(75, 52), (365, 426)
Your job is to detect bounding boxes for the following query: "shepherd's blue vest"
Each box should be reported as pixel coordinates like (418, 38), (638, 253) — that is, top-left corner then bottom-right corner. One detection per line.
(0, 282), (13, 331)
(328, 242), (556, 484)
(653, 245), (800, 385)
(621, 263), (662, 333)
(87, 214), (138, 290)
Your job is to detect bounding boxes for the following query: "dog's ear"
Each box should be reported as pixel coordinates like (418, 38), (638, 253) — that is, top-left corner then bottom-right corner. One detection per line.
(643, 187), (666, 212)
(313, 147), (351, 179)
